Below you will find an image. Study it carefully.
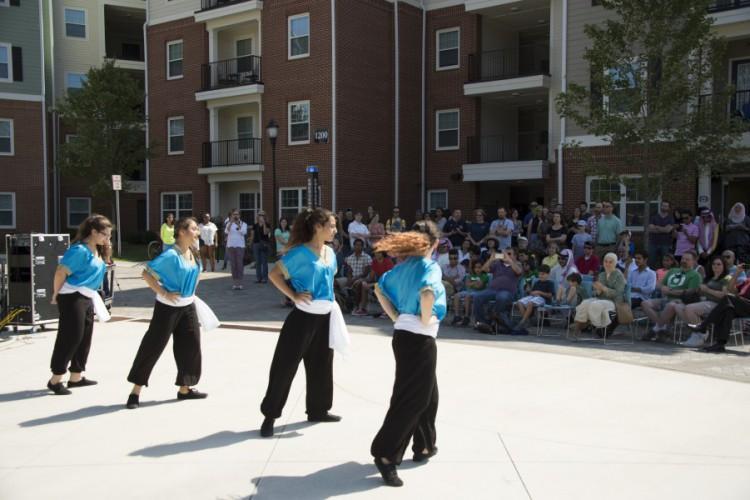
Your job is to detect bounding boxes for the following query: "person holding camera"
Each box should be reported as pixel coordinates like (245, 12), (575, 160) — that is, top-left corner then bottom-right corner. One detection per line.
(225, 209), (248, 290)
(673, 210), (698, 263)
(472, 247), (523, 334)
(250, 213), (272, 284)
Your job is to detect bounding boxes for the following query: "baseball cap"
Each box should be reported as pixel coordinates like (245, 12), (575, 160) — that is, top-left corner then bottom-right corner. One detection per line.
(577, 220), (587, 227)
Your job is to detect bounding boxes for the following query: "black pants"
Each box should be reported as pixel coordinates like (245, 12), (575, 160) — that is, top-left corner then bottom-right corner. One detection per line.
(50, 293), (94, 375)
(704, 294), (750, 345)
(261, 308), (333, 419)
(127, 301), (202, 387)
(371, 330), (438, 465)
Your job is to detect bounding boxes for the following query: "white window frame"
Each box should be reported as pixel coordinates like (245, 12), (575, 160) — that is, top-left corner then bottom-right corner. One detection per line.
(435, 109), (460, 151)
(288, 13), (310, 60)
(0, 118), (14, 156)
(603, 58), (647, 117)
(167, 116), (184, 155)
(585, 175), (661, 231)
(288, 100), (310, 145)
(0, 192), (15, 229)
(166, 40), (183, 80)
(65, 72), (86, 93)
(66, 197), (91, 229)
(436, 27), (460, 71)
(0, 42), (12, 83)
(161, 191), (192, 222)
(427, 190), (448, 212)
(279, 187), (307, 220)
(64, 7), (87, 40)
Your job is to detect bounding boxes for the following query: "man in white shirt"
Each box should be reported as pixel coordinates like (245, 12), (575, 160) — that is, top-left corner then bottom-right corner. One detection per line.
(490, 207), (514, 250)
(347, 212), (370, 248)
(198, 213), (218, 272)
(224, 209), (248, 290)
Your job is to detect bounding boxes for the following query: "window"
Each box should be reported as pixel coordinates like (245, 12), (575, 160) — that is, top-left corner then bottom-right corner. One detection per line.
(436, 28), (459, 70)
(0, 193), (15, 228)
(288, 13), (310, 59)
(236, 38), (253, 73)
(166, 40), (183, 79)
(427, 190), (448, 212)
(435, 109), (459, 150)
(603, 59), (647, 116)
(586, 176), (660, 230)
(66, 73), (86, 94)
(0, 119), (13, 155)
(168, 117), (184, 154)
(64, 8), (86, 39)
(0, 43), (10, 82)
(67, 197), (91, 228)
(239, 192), (260, 223)
(280, 187), (307, 221)
(161, 192), (192, 222)
(288, 100), (310, 145)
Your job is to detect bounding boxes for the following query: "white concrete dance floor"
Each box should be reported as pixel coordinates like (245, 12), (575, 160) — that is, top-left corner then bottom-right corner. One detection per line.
(1, 322), (750, 499)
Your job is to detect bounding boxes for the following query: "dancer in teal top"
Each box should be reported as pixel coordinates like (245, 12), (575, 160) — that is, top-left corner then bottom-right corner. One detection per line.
(371, 221), (445, 487)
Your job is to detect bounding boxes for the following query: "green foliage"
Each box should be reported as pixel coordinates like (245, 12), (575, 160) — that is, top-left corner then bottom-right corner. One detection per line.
(56, 60), (152, 197)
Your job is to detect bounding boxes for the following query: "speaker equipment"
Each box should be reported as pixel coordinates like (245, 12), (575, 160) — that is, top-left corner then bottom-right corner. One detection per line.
(6, 234), (70, 328)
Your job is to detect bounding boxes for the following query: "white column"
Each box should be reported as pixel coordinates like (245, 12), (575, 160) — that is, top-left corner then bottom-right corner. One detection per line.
(210, 107), (219, 141)
(698, 173), (711, 209)
(210, 181), (220, 216)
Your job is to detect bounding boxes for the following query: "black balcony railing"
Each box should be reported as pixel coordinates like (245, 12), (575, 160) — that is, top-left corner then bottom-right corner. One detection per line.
(200, 0), (253, 11)
(697, 89), (750, 119)
(707, 0), (750, 13)
(202, 138), (262, 168)
(466, 132), (548, 164)
(200, 56), (261, 91)
(468, 45), (550, 83)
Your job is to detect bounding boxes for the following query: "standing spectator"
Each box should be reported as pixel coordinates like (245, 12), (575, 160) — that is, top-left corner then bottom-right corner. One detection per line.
(724, 202), (750, 263)
(480, 237), (499, 264)
(527, 205), (545, 253)
(341, 208), (355, 251)
(647, 201), (675, 269)
(490, 207), (514, 250)
(451, 260), (490, 327)
(385, 207), (407, 233)
(274, 217), (291, 256)
(580, 201), (592, 221)
(332, 238), (346, 278)
(567, 207), (583, 244)
(222, 210), (233, 270)
(468, 209), (490, 248)
(523, 201), (539, 228)
(368, 213), (386, 247)
(544, 212), (568, 247)
(443, 209), (468, 248)
(586, 202), (603, 243)
(627, 252), (657, 308)
(160, 213), (176, 251)
(250, 213), (272, 284)
(341, 239), (373, 316)
(696, 208), (719, 267)
(440, 249), (466, 298)
(365, 205), (376, 225)
(570, 220), (592, 261)
(225, 209), (248, 290)
(673, 210), (698, 262)
(510, 209), (523, 247)
(355, 251), (393, 316)
(198, 213), (218, 272)
(434, 207), (447, 232)
(595, 201), (623, 258)
(576, 241), (600, 277)
(473, 248), (523, 334)
(348, 212), (371, 247)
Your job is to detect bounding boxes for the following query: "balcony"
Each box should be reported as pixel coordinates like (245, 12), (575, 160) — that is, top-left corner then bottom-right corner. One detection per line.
(708, 0), (750, 13)
(201, 139), (262, 172)
(200, 0), (252, 10)
(464, 45), (550, 97)
(194, 0), (262, 23)
(463, 132), (548, 181)
(196, 56), (263, 101)
(104, 4), (145, 71)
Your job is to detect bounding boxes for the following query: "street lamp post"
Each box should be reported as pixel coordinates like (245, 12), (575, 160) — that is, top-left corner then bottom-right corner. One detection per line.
(266, 119), (279, 226)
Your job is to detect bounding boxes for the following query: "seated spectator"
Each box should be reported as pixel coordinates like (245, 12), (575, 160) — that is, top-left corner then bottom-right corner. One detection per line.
(433, 238), (451, 267)
(544, 212), (568, 247)
(512, 264), (554, 334)
(451, 260), (490, 327)
(458, 237), (473, 265)
(720, 250), (747, 284)
(473, 248), (523, 334)
(356, 251), (394, 317)
(542, 242), (560, 269)
(627, 252), (657, 308)
(468, 209), (490, 248)
(571, 220), (592, 261)
(678, 256), (731, 347)
(368, 213), (385, 247)
(385, 206), (407, 234)
(434, 207), (447, 232)
(673, 210), (698, 262)
(480, 237), (499, 263)
(490, 207), (514, 250)
(441, 249), (466, 297)
(521, 258), (538, 294)
(517, 235), (529, 253)
(656, 253), (678, 284)
(573, 253), (626, 336)
(641, 250), (702, 340)
(337, 239), (372, 316)
(616, 248), (637, 278)
(617, 230), (635, 259)
(332, 239), (345, 278)
(723, 203), (750, 264)
(348, 212), (370, 247)
(561, 272), (588, 308)
(576, 241), (600, 277)
(551, 249), (579, 303)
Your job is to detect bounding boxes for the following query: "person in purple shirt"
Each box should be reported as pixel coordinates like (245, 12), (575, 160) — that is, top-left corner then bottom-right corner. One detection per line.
(472, 247), (523, 334)
(673, 210), (698, 262)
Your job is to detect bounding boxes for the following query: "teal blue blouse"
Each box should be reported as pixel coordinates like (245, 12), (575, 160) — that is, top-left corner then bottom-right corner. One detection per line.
(279, 245), (337, 301)
(60, 243), (106, 291)
(378, 256), (447, 321)
(146, 247), (201, 297)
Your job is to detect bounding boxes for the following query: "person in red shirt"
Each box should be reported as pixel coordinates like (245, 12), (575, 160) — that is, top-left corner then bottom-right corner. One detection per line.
(575, 241), (601, 277)
(358, 251), (395, 315)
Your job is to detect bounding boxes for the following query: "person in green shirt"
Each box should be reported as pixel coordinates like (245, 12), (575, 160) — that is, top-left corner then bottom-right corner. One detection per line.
(451, 260), (490, 327)
(641, 250), (702, 340)
(160, 213), (175, 250)
(595, 201), (623, 258)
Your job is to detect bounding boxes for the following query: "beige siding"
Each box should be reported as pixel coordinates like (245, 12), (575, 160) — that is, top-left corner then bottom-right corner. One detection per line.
(217, 103), (259, 140)
(216, 21), (259, 60)
(149, 0), (200, 24)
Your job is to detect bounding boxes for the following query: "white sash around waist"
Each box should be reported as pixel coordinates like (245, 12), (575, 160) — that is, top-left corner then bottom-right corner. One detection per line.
(58, 283), (111, 322)
(295, 299), (351, 358)
(394, 314), (439, 338)
(156, 294), (220, 331)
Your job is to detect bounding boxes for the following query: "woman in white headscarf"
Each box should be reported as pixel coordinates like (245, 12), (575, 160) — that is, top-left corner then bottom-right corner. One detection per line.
(550, 248), (579, 303)
(573, 253), (625, 334)
(724, 203), (750, 263)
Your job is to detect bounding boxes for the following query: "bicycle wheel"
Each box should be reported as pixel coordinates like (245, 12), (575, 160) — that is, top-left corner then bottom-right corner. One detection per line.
(147, 241), (162, 260)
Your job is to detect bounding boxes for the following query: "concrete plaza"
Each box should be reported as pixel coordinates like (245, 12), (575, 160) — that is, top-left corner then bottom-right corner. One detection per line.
(1, 262), (750, 499)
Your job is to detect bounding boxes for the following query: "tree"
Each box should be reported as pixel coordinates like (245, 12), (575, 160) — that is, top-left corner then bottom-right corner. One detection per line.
(555, 0), (747, 232)
(57, 60), (151, 197)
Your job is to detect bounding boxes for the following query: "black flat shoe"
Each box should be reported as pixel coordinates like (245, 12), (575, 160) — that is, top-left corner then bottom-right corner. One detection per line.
(374, 458), (403, 487)
(126, 394), (139, 409)
(700, 343), (726, 353)
(307, 412), (342, 422)
(47, 381), (71, 395)
(67, 377), (98, 388)
(260, 417), (274, 437)
(177, 389), (208, 400)
(413, 446), (438, 463)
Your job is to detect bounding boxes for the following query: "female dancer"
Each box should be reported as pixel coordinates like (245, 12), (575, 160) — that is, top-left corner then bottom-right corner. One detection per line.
(47, 215), (112, 395)
(370, 220), (446, 487)
(125, 217), (218, 409)
(260, 208), (349, 437)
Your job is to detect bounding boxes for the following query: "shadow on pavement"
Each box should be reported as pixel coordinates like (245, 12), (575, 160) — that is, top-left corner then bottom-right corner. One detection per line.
(18, 399), (178, 427)
(251, 461), (381, 500)
(0, 389), (50, 403)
